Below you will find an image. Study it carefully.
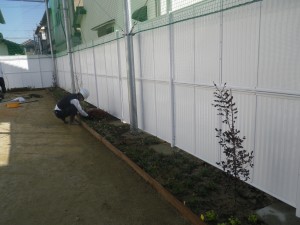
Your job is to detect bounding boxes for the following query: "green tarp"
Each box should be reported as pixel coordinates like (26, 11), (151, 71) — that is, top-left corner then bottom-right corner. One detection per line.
(132, 6), (147, 22)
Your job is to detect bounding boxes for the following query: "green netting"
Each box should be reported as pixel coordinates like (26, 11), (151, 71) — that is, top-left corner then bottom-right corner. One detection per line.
(132, 5), (148, 22)
(49, 0), (126, 54)
(47, 0), (261, 54)
(133, 0), (261, 33)
(0, 0), (261, 56)
(0, 0), (260, 55)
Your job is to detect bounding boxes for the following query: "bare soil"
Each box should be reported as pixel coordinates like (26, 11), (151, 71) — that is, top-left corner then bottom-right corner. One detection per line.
(51, 87), (277, 225)
(0, 88), (190, 225)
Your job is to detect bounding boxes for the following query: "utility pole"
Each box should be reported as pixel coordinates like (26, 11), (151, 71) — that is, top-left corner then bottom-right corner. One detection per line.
(124, 0), (138, 133)
(62, 0), (76, 93)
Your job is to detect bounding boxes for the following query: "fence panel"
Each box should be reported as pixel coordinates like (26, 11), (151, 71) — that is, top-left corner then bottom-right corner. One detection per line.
(138, 80), (157, 135)
(195, 87), (219, 165)
(174, 85), (195, 155)
(194, 13), (220, 85)
(173, 20), (195, 84)
(258, 0), (300, 92)
(52, 0), (300, 214)
(0, 56), (53, 90)
(254, 95), (300, 206)
(222, 3), (260, 87)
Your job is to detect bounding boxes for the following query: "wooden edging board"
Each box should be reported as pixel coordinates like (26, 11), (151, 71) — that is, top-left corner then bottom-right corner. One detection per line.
(80, 120), (207, 225)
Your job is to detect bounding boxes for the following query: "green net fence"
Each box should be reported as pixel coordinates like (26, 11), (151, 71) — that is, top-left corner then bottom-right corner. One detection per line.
(52, 0), (260, 54)
(133, 0), (261, 33)
(0, 0), (260, 56)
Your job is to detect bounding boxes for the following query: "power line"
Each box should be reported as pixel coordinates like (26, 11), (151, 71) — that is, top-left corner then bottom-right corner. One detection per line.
(3, 0), (44, 2)
(5, 37), (32, 39)
(0, 5), (42, 8)
(1, 29), (33, 31)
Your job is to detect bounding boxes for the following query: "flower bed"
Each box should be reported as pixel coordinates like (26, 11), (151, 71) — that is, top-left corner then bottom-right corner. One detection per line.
(50, 87), (276, 225)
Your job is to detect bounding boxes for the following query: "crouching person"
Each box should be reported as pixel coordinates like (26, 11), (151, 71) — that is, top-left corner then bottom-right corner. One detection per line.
(54, 88), (90, 124)
(0, 62), (6, 100)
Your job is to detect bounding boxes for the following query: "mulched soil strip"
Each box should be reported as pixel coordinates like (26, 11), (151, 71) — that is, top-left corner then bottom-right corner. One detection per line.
(79, 119), (206, 225)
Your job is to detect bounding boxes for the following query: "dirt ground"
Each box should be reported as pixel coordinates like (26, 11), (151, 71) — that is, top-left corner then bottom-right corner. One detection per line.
(0, 89), (190, 225)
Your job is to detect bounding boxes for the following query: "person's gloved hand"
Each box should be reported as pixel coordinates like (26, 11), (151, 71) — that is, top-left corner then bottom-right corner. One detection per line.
(85, 115), (93, 120)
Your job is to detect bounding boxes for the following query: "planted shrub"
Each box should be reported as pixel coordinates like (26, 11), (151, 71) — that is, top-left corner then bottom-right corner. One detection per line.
(247, 214), (258, 224)
(212, 83), (254, 209)
(228, 216), (241, 225)
(204, 210), (218, 222)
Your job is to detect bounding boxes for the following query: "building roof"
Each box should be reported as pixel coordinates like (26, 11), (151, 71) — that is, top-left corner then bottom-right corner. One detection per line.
(21, 39), (36, 47)
(35, 12), (47, 35)
(0, 39), (24, 55)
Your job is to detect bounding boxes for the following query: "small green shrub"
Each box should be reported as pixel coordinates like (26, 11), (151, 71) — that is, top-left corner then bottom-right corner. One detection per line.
(204, 210), (218, 222)
(228, 216), (241, 225)
(217, 223), (227, 225)
(248, 214), (258, 224)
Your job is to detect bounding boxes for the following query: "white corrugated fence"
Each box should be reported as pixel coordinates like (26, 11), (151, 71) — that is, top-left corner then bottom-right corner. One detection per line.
(3, 0), (299, 216)
(0, 55), (54, 90)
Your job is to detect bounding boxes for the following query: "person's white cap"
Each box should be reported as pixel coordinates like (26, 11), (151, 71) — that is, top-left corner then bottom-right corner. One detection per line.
(79, 88), (89, 99)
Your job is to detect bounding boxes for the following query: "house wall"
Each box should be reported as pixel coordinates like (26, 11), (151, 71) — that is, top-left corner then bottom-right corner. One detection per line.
(79, 0), (144, 44)
(55, 0), (300, 216)
(49, 0), (206, 49)
(0, 43), (8, 55)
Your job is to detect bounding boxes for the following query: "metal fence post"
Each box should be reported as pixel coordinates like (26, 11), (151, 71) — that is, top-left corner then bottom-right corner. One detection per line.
(124, 0), (138, 133)
(297, 170), (300, 217)
(137, 24), (145, 130)
(168, 12), (175, 148)
(62, 0), (75, 93)
(116, 31), (125, 121)
(297, 154), (300, 217)
(92, 41), (100, 109)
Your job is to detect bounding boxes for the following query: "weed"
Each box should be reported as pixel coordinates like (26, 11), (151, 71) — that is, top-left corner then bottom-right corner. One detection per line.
(248, 214), (258, 224)
(228, 216), (241, 225)
(204, 210), (218, 222)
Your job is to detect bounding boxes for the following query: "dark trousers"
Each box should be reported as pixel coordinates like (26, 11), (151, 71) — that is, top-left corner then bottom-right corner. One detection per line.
(54, 105), (77, 121)
(0, 77), (6, 93)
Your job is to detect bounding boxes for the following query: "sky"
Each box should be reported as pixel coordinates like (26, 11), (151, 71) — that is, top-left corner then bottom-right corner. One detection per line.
(0, 0), (45, 44)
